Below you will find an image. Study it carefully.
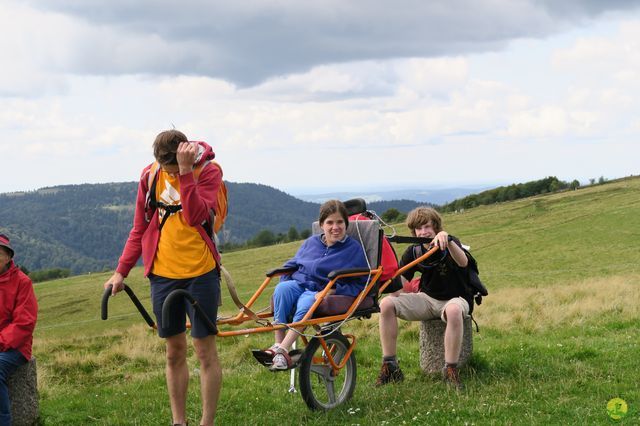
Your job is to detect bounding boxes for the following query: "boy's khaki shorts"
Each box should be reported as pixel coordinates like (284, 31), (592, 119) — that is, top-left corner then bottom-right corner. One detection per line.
(389, 292), (469, 322)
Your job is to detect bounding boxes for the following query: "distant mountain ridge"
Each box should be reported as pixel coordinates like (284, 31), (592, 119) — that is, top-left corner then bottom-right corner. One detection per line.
(295, 186), (491, 205)
(0, 181), (421, 274)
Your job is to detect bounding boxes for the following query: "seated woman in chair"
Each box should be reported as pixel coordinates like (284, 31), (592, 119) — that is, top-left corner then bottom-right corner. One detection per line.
(260, 199), (369, 371)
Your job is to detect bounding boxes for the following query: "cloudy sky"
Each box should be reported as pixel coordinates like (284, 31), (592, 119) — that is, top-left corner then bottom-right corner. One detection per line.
(2, 0), (639, 195)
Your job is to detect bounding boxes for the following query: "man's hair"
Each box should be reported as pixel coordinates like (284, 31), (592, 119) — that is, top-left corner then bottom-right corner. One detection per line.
(406, 206), (442, 236)
(318, 200), (349, 228)
(153, 129), (188, 165)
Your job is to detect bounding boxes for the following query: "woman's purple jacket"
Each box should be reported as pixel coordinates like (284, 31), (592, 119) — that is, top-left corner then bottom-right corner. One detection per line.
(281, 234), (369, 297)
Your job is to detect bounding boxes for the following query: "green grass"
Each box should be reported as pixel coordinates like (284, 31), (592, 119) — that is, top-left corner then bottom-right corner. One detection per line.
(33, 178), (640, 424)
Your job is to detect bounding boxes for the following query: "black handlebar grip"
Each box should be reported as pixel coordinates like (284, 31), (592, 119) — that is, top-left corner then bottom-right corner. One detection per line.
(162, 289), (217, 333)
(101, 285), (113, 320)
(162, 289), (191, 329)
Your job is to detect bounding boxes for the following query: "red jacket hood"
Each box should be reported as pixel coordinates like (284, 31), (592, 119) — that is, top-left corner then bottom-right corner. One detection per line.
(192, 141), (215, 167)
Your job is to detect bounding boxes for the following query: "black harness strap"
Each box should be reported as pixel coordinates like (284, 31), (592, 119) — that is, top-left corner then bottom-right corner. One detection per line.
(156, 202), (183, 231)
(148, 169), (184, 231)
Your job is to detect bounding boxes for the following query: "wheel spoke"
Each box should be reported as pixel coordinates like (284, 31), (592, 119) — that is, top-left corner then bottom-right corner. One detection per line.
(310, 364), (332, 378)
(325, 379), (337, 404)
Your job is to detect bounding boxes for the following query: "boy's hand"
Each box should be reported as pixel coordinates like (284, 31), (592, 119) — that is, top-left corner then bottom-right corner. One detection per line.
(177, 142), (197, 174)
(433, 231), (449, 251)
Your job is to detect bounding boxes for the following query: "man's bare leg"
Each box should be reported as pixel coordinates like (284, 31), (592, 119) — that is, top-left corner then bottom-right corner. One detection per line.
(193, 335), (222, 426)
(166, 333), (189, 425)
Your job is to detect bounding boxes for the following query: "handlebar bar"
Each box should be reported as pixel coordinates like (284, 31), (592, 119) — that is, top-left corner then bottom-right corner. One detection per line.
(101, 283), (156, 328)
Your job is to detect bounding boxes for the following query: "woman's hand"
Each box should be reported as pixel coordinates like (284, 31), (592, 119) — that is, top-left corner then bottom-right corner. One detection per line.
(177, 142), (197, 175)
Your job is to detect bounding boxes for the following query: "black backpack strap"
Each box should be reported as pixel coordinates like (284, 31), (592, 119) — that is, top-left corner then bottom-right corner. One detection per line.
(412, 244), (422, 261)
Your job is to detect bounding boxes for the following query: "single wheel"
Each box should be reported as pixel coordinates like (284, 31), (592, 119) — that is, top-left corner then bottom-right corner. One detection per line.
(298, 330), (357, 410)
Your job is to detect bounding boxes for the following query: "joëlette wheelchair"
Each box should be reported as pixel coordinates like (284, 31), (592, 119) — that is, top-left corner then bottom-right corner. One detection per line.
(101, 199), (441, 411)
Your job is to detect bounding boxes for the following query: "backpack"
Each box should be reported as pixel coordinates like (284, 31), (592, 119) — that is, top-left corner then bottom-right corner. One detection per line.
(144, 160), (228, 241)
(460, 248), (488, 311)
(411, 241), (488, 314)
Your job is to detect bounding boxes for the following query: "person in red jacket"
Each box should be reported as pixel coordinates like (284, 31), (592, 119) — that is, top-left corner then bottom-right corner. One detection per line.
(104, 130), (223, 426)
(0, 234), (38, 426)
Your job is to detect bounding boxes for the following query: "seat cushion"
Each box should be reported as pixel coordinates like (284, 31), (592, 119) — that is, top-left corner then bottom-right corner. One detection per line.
(312, 294), (375, 318)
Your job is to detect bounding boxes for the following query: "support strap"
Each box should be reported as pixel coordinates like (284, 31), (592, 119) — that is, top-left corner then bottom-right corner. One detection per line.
(219, 265), (266, 325)
(470, 314), (480, 333)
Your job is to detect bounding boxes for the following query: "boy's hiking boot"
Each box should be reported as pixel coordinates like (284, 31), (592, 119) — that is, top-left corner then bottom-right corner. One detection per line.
(375, 361), (404, 386)
(442, 364), (463, 390)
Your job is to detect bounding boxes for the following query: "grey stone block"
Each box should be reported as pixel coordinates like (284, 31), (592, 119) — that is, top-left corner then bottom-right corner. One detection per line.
(8, 357), (39, 426)
(419, 317), (473, 374)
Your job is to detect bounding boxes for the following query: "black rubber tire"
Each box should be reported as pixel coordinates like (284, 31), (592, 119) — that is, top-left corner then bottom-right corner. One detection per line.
(298, 331), (357, 411)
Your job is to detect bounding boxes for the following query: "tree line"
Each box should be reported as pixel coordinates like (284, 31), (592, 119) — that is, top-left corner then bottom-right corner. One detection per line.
(17, 265), (71, 283)
(439, 176), (582, 213)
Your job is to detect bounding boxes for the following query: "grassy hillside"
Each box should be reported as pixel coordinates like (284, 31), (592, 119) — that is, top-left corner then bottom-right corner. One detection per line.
(32, 177), (640, 424)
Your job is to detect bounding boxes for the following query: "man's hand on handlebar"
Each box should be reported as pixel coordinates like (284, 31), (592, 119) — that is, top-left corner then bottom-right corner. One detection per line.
(104, 272), (125, 296)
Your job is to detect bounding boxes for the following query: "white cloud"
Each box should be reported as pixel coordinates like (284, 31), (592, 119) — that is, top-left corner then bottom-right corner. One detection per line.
(552, 19), (640, 79)
(1, 2), (640, 194)
(507, 107), (568, 138)
(0, 3), (73, 96)
(395, 57), (469, 97)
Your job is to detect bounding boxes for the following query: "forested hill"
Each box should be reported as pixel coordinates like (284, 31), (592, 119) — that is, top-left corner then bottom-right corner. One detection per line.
(0, 182), (421, 274)
(0, 183), (136, 275)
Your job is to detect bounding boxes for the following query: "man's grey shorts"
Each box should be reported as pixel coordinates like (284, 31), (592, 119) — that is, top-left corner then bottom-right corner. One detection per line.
(388, 292), (469, 322)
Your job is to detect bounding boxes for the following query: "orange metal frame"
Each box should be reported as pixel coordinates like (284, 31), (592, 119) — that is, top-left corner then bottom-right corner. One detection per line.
(213, 243), (440, 375)
(216, 267), (384, 337)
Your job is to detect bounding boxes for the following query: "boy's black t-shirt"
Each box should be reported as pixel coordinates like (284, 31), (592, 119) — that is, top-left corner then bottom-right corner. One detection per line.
(399, 237), (470, 302)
